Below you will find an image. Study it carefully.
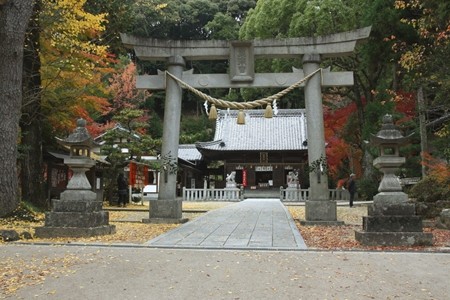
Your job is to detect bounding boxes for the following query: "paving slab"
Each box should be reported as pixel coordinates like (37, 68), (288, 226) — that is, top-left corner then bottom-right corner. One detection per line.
(145, 199), (307, 250)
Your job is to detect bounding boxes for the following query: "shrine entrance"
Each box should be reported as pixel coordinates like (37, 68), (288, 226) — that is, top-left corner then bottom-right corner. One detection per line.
(121, 26), (371, 224)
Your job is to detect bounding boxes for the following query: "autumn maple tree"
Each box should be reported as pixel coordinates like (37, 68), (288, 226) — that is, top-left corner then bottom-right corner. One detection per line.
(19, 0), (115, 208)
(323, 98), (362, 183)
(39, 0), (113, 134)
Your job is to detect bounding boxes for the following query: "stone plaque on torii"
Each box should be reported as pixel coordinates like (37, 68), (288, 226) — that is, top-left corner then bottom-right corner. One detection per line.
(121, 27), (371, 224)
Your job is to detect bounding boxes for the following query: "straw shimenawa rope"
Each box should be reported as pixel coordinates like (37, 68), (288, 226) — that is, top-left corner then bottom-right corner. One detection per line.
(165, 68), (322, 110)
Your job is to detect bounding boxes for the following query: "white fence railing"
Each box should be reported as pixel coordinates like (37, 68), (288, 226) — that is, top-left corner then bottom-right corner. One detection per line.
(183, 187), (243, 201)
(280, 188), (309, 202)
(280, 188), (355, 202)
(183, 187), (355, 202)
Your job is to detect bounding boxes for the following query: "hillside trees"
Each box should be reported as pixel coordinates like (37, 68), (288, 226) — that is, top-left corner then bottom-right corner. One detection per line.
(393, 0), (450, 162)
(391, 0), (450, 205)
(0, 0), (34, 217)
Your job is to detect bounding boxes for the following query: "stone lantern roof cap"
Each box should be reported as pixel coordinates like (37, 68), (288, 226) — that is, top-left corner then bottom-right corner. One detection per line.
(370, 114), (412, 145)
(56, 118), (97, 147)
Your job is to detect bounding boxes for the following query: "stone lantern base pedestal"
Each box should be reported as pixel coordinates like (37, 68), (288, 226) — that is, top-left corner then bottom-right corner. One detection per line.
(355, 193), (432, 246)
(35, 190), (116, 238)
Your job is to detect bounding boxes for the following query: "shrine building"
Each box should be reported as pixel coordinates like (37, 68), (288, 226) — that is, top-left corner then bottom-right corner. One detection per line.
(178, 108), (309, 190)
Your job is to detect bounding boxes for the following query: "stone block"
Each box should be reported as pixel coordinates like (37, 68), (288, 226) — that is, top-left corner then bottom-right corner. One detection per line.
(355, 231), (433, 246)
(0, 230), (20, 242)
(148, 199), (182, 219)
(44, 211), (110, 227)
(368, 203), (416, 216)
(142, 217), (188, 224)
(20, 231), (33, 240)
(303, 200), (344, 225)
(362, 215), (423, 232)
(437, 209), (450, 230)
(373, 192), (409, 206)
(60, 190), (97, 201)
(35, 225), (116, 238)
(52, 199), (103, 212)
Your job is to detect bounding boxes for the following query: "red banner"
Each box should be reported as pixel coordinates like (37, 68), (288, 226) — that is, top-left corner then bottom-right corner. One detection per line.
(129, 162), (136, 186)
(144, 166), (149, 185)
(242, 168), (247, 187)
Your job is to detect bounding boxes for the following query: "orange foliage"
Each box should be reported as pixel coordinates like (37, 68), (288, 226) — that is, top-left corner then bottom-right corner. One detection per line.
(108, 62), (151, 113)
(393, 90), (416, 123)
(323, 101), (359, 180)
(87, 121), (116, 138)
(422, 152), (450, 184)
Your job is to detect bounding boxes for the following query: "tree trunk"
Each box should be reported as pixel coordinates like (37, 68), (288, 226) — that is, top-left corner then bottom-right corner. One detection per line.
(20, 1), (47, 208)
(417, 86), (428, 177)
(0, 0), (34, 217)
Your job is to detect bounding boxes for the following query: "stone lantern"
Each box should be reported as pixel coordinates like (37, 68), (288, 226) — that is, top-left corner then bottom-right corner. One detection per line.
(58, 118), (97, 191)
(355, 114), (432, 246)
(371, 114), (413, 204)
(35, 119), (115, 238)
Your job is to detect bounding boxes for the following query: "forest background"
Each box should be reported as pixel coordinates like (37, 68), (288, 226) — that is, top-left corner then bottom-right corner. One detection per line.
(0, 0), (448, 217)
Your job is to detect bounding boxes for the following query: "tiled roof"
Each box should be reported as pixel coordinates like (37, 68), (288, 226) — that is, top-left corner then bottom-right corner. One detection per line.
(196, 109), (307, 151)
(178, 144), (203, 161)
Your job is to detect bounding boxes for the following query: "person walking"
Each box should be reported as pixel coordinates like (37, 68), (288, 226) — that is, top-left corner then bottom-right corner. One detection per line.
(347, 173), (357, 207)
(117, 173), (128, 207)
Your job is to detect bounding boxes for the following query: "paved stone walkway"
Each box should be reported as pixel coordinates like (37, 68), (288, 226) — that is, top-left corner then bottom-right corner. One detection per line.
(145, 199), (307, 250)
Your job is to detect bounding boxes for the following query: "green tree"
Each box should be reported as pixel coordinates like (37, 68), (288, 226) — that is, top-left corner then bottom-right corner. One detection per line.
(206, 0), (256, 40)
(100, 109), (159, 201)
(85, 0), (136, 56)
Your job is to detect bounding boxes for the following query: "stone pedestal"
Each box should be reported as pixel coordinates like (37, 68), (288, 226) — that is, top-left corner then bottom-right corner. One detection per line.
(226, 182), (237, 188)
(35, 152), (115, 238)
(355, 193), (432, 246)
(301, 200), (344, 226)
(143, 199), (187, 224)
(35, 188), (115, 238)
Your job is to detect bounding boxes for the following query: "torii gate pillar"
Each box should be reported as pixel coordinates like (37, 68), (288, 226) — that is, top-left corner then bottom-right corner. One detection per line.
(303, 53), (342, 225)
(143, 56), (186, 223)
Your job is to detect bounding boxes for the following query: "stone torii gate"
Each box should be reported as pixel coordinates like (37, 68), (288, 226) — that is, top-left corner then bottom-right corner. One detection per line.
(121, 27), (371, 224)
